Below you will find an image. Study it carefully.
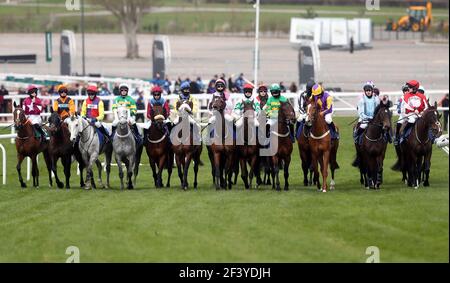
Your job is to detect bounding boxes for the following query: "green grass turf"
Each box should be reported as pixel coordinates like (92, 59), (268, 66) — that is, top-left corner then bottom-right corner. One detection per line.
(0, 116), (448, 262)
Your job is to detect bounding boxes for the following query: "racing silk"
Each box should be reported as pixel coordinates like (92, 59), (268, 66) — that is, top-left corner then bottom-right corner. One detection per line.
(402, 92), (428, 114)
(297, 91), (310, 115)
(147, 97), (170, 120)
(22, 97), (43, 124)
(173, 96), (199, 116)
(310, 92), (333, 115)
(256, 95), (268, 109)
(53, 96), (75, 120)
(263, 95), (288, 119)
(233, 98), (261, 115)
(208, 92), (233, 115)
(81, 96), (105, 121)
(112, 96), (137, 116)
(396, 97), (403, 114)
(357, 95), (380, 121)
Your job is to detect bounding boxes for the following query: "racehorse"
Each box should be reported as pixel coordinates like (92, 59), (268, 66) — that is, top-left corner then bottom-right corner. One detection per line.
(269, 101), (296, 191)
(112, 107), (136, 190)
(66, 113), (113, 190)
(47, 110), (85, 189)
(306, 102), (339, 192)
(13, 103), (52, 188)
(171, 102), (202, 190)
(235, 100), (261, 189)
(392, 103), (442, 189)
(352, 104), (392, 189)
(144, 104), (173, 188)
(206, 95), (235, 190)
(296, 101), (314, 187)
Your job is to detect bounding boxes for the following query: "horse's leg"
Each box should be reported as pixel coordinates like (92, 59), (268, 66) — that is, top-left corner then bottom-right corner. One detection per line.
(16, 154), (27, 188)
(272, 156), (280, 191)
(311, 152), (320, 191)
(31, 154), (39, 188)
(225, 154), (234, 190)
(149, 157), (158, 188)
(423, 149), (432, 187)
(95, 159), (103, 189)
(41, 150), (55, 188)
(157, 155), (166, 188)
(415, 155), (423, 189)
(166, 150), (173, 188)
(240, 158), (249, 189)
(175, 154), (184, 187)
(182, 153), (192, 190)
(134, 144), (143, 186)
(284, 156), (291, 191)
(193, 150), (200, 189)
(127, 154), (135, 190)
(213, 152), (222, 190)
(62, 155), (71, 189)
(105, 147), (113, 189)
(75, 151), (86, 188)
(317, 154), (325, 192)
(51, 156), (64, 189)
(116, 155), (124, 190)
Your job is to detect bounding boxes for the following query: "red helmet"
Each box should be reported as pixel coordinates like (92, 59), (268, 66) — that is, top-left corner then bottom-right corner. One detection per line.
(27, 85), (38, 94)
(243, 83), (254, 90)
(151, 85), (162, 94)
(87, 85), (98, 93)
(406, 80), (420, 89)
(258, 84), (268, 92)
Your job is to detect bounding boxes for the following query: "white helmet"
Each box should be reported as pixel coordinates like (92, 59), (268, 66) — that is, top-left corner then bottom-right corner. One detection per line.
(119, 83), (130, 91)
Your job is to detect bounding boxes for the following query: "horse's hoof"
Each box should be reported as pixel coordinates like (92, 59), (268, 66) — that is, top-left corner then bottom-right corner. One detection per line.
(57, 182), (64, 189)
(423, 182), (430, 187)
(414, 186), (419, 190)
(284, 187), (289, 191)
(20, 183), (27, 188)
(127, 186), (134, 190)
(330, 186), (335, 191)
(365, 187), (370, 190)
(322, 189), (327, 193)
(183, 186), (188, 191)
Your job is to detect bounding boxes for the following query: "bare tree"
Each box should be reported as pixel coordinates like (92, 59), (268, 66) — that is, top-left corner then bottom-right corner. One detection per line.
(91, 0), (159, 59)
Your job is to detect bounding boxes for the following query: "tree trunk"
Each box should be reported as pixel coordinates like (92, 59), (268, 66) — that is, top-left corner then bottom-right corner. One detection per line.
(121, 19), (139, 59)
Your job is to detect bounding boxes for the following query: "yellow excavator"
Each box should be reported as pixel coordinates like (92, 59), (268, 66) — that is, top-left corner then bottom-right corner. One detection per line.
(386, 1), (433, 32)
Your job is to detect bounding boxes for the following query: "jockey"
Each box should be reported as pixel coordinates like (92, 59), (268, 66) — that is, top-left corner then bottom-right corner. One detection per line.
(394, 84), (410, 145)
(296, 80), (315, 135)
(309, 84), (339, 139)
(263, 83), (295, 143)
(22, 85), (49, 141)
(256, 84), (269, 109)
(353, 82), (380, 144)
(53, 84), (75, 121)
(147, 85), (171, 124)
(206, 78), (234, 137)
(399, 80), (428, 142)
(232, 83), (261, 128)
(111, 83), (142, 143)
(172, 81), (199, 126)
(80, 85), (110, 140)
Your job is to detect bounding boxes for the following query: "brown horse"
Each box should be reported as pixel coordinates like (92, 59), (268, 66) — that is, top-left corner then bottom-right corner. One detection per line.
(306, 102), (339, 192)
(206, 95), (235, 190)
(268, 101), (296, 191)
(393, 104), (442, 189)
(353, 104), (392, 189)
(296, 101), (314, 187)
(13, 104), (52, 188)
(235, 100), (261, 189)
(171, 101), (202, 190)
(47, 111), (84, 189)
(144, 104), (173, 188)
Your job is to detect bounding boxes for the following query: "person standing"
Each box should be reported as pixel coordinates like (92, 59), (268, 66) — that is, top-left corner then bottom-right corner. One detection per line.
(0, 85), (9, 121)
(439, 93), (449, 131)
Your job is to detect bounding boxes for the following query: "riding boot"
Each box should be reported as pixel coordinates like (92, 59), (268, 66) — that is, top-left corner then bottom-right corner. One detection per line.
(385, 130), (393, 143)
(289, 124), (295, 143)
(98, 126), (110, 143)
(266, 123), (271, 139)
(329, 122), (339, 140)
(131, 124), (143, 146)
(353, 127), (363, 144)
(394, 123), (402, 145)
(33, 124), (47, 142)
(401, 122), (413, 144)
(111, 126), (117, 140)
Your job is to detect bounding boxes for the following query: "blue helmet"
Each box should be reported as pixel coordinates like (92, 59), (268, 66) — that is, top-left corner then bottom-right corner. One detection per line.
(180, 81), (190, 90)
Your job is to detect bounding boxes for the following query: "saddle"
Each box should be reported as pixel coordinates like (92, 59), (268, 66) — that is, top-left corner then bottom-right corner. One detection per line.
(295, 120), (311, 139)
(399, 122), (414, 144)
(95, 127), (110, 152)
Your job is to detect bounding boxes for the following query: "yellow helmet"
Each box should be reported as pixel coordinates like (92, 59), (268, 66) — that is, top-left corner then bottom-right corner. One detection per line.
(57, 84), (68, 93)
(311, 84), (323, 96)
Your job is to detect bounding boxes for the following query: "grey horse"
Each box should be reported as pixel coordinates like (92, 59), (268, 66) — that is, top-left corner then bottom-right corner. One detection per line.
(66, 114), (112, 190)
(112, 107), (136, 190)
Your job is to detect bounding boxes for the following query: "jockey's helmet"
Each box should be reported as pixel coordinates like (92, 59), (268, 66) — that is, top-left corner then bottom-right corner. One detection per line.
(311, 84), (323, 96)
(406, 80), (420, 91)
(180, 82), (190, 98)
(87, 85), (98, 97)
(119, 83), (129, 96)
(27, 85), (38, 96)
(258, 84), (268, 93)
(57, 84), (68, 96)
(151, 85), (162, 96)
(215, 79), (226, 91)
(270, 83), (281, 97)
(243, 83), (254, 97)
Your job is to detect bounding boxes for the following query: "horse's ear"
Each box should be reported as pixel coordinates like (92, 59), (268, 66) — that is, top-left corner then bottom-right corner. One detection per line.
(434, 101), (438, 109)
(13, 101), (17, 108)
(50, 107), (54, 114)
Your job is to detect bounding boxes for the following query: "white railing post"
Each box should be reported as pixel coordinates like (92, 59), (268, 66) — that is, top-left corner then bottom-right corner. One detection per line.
(0, 143), (6, 185)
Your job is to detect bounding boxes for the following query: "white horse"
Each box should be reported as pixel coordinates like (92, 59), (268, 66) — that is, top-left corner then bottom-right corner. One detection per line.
(112, 107), (136, 190)
(66, 114), (112, 190)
